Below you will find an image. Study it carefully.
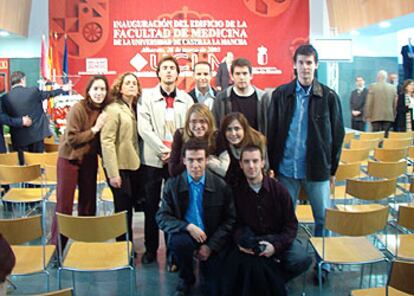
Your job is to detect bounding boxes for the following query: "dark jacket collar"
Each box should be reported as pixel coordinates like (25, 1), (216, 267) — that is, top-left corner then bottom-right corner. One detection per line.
(178, 170), (216, 193)
(286, 79), (323, 98)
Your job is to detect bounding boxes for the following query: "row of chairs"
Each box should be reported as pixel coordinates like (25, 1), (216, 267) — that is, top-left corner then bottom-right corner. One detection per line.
(0, 211), (135, 294)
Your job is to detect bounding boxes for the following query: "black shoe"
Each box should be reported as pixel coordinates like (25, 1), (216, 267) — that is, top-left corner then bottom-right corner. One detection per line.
(141, 251), (157, 264)
(173, 278), (194, 296)
(313, 269), (329, 286)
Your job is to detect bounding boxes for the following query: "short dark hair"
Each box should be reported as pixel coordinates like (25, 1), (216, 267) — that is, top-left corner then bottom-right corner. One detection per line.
(156, 56), (180, 80)
(231, 58), (252, 75)
(10, 71), (25, 86)
(240, 144), (264, 161)
(182, 138), (209, 157)
(193, 61), (212, 72)
(293, 44), (319, 64)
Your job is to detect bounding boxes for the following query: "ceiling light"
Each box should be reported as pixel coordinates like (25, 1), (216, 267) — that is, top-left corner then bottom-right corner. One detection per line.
(0, 31), (10, 37)
(378, 21), (391, 28)
(350, 30), (360, 36)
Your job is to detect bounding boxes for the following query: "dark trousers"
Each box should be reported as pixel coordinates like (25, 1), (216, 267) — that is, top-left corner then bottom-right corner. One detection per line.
(371, 121), (393, 136)
(107, 169), (140, 242)
(168, 232), (222, 295)
(13, 140), (45, 165)
(351, 120), (365, 131)
(277, 239), (313, 282)
(51, 155), (98, 247)
(141, 164), (169, 253)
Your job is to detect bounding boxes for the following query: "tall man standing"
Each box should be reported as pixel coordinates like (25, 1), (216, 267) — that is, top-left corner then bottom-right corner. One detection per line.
(365, 70), (397, 133)
(212, 57), (268, 133)
(2, 71), (67, 163)
(138, 56), (194, 265)
(266, 44), (345, 282)
(188, 61), (216, 109)
(349, 76), (368, 131)
(156, 139), (235, 296)
(215, 51), (234, 92)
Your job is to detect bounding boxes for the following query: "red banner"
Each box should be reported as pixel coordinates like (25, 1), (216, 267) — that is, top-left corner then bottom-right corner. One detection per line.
(0, 58), (9, 96)
(49, 0), (309, 92)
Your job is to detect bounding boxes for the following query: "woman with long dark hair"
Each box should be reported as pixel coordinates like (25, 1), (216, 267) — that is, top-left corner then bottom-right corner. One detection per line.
(51, 75), (110, 246)
(395, 79), (414, 131)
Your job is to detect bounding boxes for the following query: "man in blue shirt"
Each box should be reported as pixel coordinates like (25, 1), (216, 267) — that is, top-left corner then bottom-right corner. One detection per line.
(266, 45), (345, 284)
(156, 138), (236, 296)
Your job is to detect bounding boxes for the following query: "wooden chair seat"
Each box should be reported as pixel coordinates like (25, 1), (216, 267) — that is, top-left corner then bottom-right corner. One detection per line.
(336, 204), (385, 212)
(63, 241), (132, 271)
(309, 236), (384, 264)
(12, 245), (55, 275)
(352, 287), (411, 296)
(47, 189), (78, 204)
(100, 187), (113, 202)
(3, 188), (48, 203)
(296, 205), (314, 223)
(377, 234), (414, 260)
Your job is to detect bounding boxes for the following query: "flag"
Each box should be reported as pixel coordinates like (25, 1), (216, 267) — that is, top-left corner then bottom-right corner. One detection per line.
(48, 32), (62, 82)
(62, 35), (68, 83)
(40, 35), (50, 80)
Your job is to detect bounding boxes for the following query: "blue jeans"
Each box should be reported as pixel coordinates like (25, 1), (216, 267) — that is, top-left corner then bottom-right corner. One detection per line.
(278, 175), (331, 271)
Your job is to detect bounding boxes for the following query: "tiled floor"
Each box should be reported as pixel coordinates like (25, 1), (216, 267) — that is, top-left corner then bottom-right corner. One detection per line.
(3, 205), (389, 296)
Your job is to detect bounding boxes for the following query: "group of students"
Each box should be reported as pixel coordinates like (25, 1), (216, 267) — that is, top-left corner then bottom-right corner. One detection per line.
(47, 44), (344, 296)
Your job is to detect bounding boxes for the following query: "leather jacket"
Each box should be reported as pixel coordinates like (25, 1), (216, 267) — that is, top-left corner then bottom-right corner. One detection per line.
(266, 79), (345, 181)
(156, 170), (236, 253)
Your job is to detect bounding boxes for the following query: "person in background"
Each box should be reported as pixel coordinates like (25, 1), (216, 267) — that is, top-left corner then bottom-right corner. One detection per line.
(188, 62), (216, 110)
(220, 112), (267, 190)
(267, 44), (344, 284)
(50, 75), (109, 248)
(169, 103), (229, 178)
(157, 138), (236, 296)
(365, 70), (397, 134)
(394, 79), (414, 131)
(137, 56), (193, 266)
(101, 72), (141, 244)
(216, 51), (234, 92)
(349, 76), (367, 131)
(212, 58), (268, 133)
(1, 71), (68, 164)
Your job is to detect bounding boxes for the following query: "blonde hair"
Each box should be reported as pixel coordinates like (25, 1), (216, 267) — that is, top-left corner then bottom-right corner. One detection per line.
(183, 103), (216, 151)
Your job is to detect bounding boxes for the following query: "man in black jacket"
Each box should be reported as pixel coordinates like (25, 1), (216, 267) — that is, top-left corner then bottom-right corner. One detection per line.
(266, 44), (345, 283)
(188, 61), (216, 110)
(2, 71), (67, 163)
(349, 76), (367, 131)
(156, 138), (236, 296)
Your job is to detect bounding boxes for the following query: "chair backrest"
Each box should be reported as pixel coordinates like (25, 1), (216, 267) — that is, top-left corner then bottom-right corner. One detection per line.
(367, 160), (407, 179)
(340, 148), (370, 163)
(343, 132), (355, 147)
(24, 152), (58, 166)
(409, 146), (414, 159)
(325, 207), (389, 236)
(398, 205), (414, 230)
(335, 162), (360, 182)
(359, 131), (385, 141)
(350, 139), (380, 150)
(44, 165), (58, 183)
(388, 131), (413, 139)
(36, 288), (73, 296)
(346, 178), (396, 201)
(44, 143), (60, 152)
(383, 138), (412, 149)
(0, 215), (43, 244)
(0, 152), (19, 165)
(57, 211), (127, 242)
(0, 164), (42, 184)
(388, 260), (414, 295)
(374, 147), (408, 162)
